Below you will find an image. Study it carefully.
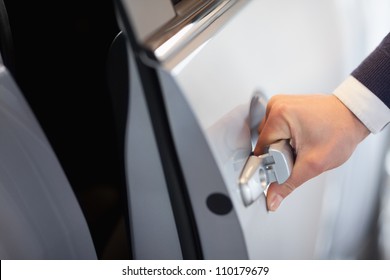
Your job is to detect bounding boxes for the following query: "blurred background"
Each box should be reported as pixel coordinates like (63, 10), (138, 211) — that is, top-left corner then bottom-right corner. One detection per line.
(3, 0), (129, 259)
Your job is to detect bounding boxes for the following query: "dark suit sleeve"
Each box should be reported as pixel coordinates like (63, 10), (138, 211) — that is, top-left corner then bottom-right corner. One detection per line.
(352, 32), (390, 108)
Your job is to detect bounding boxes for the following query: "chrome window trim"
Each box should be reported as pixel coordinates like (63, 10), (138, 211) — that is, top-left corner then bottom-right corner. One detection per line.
(144, 0), (249, 62)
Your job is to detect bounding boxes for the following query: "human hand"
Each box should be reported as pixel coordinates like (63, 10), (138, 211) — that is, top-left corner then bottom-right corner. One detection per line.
(255, 94), (370, 211)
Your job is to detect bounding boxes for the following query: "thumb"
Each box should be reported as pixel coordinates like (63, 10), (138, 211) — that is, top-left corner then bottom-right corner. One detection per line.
(266, 180), (296, 212)
(266, 155), (318, 211)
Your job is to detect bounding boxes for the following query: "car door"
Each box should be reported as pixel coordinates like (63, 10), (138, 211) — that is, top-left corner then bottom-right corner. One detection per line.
(115, 0), (388, 259)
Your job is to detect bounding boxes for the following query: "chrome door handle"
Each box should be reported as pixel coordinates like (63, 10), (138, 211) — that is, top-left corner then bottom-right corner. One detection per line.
(238, 92), (294, 206)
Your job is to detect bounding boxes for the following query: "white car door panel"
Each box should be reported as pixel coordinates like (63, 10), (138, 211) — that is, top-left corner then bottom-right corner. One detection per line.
(118, 0), (388, 259)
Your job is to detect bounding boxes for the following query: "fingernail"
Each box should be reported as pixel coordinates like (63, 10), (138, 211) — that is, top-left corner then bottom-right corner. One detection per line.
(268, 193), (283, 212)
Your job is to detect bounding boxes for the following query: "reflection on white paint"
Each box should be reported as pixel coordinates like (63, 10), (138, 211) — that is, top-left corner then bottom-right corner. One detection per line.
(155, 24), (195, 59)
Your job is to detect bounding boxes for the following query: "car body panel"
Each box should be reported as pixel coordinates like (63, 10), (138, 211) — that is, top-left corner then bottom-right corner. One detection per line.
(119, 0), (389, 259)
(0, 57), (96, 259)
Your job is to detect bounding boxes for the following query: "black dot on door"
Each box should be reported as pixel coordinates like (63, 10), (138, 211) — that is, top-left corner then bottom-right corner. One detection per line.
(206, 193), (233, 215)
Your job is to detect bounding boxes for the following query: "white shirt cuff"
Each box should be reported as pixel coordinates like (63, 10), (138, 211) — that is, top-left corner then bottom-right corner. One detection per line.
(333, 76), (390, 134)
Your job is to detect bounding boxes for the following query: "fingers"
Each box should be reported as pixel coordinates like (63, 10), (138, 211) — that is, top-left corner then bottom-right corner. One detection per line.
(255, 95), (300, 210)
(254, 98), (293, 155)
(256, 94), (317, 211)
